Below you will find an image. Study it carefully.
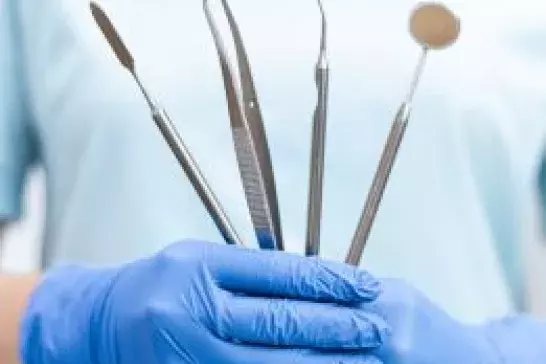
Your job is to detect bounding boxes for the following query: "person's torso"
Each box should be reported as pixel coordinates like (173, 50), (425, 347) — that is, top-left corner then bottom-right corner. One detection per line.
(16, 0), (546, 322)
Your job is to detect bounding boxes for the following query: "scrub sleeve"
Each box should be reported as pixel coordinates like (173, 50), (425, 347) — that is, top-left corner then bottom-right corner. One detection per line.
(0, 0), (38, 222)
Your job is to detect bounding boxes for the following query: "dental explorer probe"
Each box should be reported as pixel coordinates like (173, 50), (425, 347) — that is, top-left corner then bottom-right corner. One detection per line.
(346, 2), (460, 266)
(203, 0), (284, 250)
(305, 0), (329, 257)
(90, 2), (243, 246)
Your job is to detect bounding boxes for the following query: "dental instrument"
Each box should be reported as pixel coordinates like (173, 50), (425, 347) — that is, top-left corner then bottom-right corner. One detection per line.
(305, 0), (330, 257)
(90, 2), (243, 246)
(345, 2), (460, 266)
(203, 0), (284, 250)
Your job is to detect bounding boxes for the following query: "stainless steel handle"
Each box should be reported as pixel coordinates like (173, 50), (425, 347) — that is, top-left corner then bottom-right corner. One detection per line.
(345, 103), (411, 265)
(231, 126), (281, 250)
(152, 108), (243, 246)
(306, 67), (329, 256)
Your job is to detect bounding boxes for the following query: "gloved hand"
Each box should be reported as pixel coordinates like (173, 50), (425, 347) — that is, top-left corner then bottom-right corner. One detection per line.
(480, 315), (546, 363)
(20, 240), (389, 364)
(364, 278), (546, 364)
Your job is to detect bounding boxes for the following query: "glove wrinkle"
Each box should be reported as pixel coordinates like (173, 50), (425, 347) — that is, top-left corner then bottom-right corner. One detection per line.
(20, 241), (388, 363)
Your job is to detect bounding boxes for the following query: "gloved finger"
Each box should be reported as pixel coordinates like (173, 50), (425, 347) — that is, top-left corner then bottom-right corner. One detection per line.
(216, 294), (390, 349)
(206, 244), (380, 303)
(158, 331), (383, 364)
(227, 346), (383, 364)
(153, 304), (384, 364)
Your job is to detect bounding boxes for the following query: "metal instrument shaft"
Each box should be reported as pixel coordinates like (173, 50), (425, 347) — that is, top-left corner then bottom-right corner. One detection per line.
(91, 2), (243, 246)
(345, 50), (427, 266)
(305, 0), (329, 257)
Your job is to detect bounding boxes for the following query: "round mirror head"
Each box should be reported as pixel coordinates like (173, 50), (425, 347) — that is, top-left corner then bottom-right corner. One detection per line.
(409, 2), (460, 50)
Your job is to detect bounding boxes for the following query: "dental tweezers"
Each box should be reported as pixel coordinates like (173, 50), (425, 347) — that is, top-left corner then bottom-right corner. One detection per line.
(203, 0), (284, 250)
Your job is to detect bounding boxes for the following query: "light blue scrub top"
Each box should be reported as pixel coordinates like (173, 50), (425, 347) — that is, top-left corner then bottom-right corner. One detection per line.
(2, 0), (545, 323)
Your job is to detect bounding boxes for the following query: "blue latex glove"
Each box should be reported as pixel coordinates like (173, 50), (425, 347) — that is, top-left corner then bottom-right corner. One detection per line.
(20, 240), (389, 364)
(480, 316), (546, 363)
(364, 278), (546, 363)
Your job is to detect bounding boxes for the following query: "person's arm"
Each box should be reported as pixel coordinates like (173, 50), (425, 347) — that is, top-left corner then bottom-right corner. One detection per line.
(1, 218), (39, 364)
(0, 273), (39, 364)
(0, 0), (41, 360)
